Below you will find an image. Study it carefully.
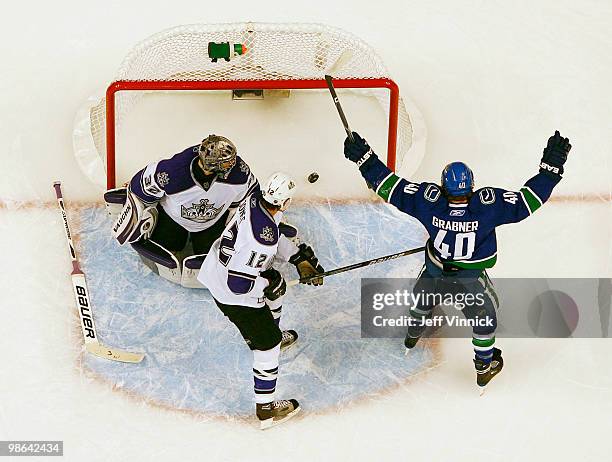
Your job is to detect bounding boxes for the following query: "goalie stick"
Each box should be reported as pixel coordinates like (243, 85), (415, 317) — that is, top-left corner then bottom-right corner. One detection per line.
(53, 182), (144, 363)
(325, 74), (355, 143)
(287, 246), (425, 287)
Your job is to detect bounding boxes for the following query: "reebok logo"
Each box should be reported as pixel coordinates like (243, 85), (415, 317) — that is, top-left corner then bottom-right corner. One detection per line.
(449, 209), (465, 217)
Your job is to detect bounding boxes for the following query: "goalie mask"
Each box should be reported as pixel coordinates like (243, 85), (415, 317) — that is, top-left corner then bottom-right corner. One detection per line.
(262, 172), (296, 211)
(198, 135), (237, 178)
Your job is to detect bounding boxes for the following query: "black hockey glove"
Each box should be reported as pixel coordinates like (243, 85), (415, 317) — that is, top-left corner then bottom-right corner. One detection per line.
(540, 130), (571, 179)
(289, 243), (325, 286)
(344, 132), (377, 169)
(261, 268), (286, 301)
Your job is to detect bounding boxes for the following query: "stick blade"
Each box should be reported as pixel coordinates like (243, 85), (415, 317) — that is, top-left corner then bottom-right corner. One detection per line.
(86, 343), (145, 363)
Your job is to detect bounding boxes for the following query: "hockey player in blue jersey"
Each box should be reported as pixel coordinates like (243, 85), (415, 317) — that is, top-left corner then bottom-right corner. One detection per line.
(344, 130), (571, 388)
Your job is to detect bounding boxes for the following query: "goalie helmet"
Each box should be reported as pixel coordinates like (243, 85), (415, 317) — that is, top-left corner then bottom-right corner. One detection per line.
(198, 135), (237, 178)
(261, 172), (296, 211)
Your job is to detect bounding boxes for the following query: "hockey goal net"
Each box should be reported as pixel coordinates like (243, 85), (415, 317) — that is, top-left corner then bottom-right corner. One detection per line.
(75, 23), (422, 192)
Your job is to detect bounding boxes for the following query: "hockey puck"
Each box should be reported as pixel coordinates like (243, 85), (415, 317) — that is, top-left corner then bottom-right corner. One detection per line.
(308, 172), (319, 183)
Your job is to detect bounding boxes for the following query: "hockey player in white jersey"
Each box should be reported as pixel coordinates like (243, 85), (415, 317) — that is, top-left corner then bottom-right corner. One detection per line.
(107, 135), (258, 286)
(198, 172), (325, 429)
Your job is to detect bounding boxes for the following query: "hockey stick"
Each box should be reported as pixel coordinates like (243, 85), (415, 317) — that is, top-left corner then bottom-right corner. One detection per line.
(53, 182), (144, 363)
(325, 74), (355, 143)
(287, 246), (425, 287)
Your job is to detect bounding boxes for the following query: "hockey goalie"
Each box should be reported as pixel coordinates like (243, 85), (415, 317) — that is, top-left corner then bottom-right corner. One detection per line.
(105, 135), (258, 287)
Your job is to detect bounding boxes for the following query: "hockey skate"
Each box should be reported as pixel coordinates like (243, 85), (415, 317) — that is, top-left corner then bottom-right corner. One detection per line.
(256, 399), (301, 430)
(281, 329), (298, 351)
(474, 347), (504, 394)
(404, 334), (420, 353)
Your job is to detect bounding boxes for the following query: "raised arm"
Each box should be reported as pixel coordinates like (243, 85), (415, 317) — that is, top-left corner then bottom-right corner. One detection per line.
(487, 130), (571, 225)
(343, 132), (426, 218)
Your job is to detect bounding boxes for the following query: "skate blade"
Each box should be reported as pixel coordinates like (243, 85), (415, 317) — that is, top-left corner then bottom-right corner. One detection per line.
(259, 406), (301, 430)
(478, 386), (487, 396)
(280, 341), (297, 353)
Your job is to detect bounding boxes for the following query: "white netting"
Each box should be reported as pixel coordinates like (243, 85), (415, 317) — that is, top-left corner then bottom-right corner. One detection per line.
(77, 22), (423, 188)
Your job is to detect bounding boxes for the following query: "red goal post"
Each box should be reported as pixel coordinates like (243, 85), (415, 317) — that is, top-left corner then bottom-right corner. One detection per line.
(105, 77), (400, 189)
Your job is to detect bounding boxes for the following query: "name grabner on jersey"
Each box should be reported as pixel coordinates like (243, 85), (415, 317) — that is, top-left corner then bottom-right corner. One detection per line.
(181, 199), (223, 223)
(432, 216), (479, 232)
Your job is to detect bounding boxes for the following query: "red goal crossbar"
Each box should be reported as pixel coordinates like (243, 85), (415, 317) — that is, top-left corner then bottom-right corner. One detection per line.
(105, 78), (400, 189)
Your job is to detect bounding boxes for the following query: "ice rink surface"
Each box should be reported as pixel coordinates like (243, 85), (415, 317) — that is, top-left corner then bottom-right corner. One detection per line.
(1, 1), (612, 461)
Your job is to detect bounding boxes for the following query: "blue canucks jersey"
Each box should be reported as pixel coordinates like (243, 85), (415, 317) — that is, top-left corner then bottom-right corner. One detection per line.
(359, 157), (561, 269)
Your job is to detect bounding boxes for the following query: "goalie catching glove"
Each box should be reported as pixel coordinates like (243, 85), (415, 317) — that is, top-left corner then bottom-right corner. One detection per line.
(112, 188), (159, 245)
(289, 243), (325, 286)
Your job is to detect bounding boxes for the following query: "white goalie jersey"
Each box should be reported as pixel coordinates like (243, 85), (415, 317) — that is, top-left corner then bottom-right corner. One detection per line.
(129, 145), (258, 233)
(198, 191), (299, 308)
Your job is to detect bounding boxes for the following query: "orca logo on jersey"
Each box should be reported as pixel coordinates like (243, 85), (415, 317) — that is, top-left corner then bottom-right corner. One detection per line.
(479, 188), (495, 205)
(424, 185), (441, 203)
(181, 199), (223, 223)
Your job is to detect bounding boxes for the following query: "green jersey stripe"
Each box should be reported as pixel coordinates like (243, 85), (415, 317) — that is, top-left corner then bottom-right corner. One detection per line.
(520, 187), (542, 213)
(376, 174), (401, 202)
(449, 255), (497, 270)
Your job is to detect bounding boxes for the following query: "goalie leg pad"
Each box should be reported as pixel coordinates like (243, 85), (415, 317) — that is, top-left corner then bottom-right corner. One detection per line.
(132, 240), (181, 284)
(181, 254), (207, 288)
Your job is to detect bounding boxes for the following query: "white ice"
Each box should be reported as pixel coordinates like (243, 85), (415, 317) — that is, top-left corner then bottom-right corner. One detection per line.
(1, 1), (611, 461)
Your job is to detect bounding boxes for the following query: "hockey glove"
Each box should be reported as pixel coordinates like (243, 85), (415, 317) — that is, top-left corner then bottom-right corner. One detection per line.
(289, 243), (325, 286)
(261, 268), (287, 301)
(344, 132), (377, 169)
(540, 130), (571, 178)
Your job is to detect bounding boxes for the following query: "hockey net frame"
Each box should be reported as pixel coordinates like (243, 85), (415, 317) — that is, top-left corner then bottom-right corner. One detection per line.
(78, 23), (419, 189)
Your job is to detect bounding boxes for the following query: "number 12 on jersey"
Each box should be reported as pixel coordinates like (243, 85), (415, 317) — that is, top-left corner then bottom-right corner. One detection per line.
(433, 230), (475, 260)
(246, 251), (268, 268)
(218, 222), (269, 268)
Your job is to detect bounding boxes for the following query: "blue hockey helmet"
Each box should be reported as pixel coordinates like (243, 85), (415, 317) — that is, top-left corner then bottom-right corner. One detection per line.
(441, 162), (474, 196)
